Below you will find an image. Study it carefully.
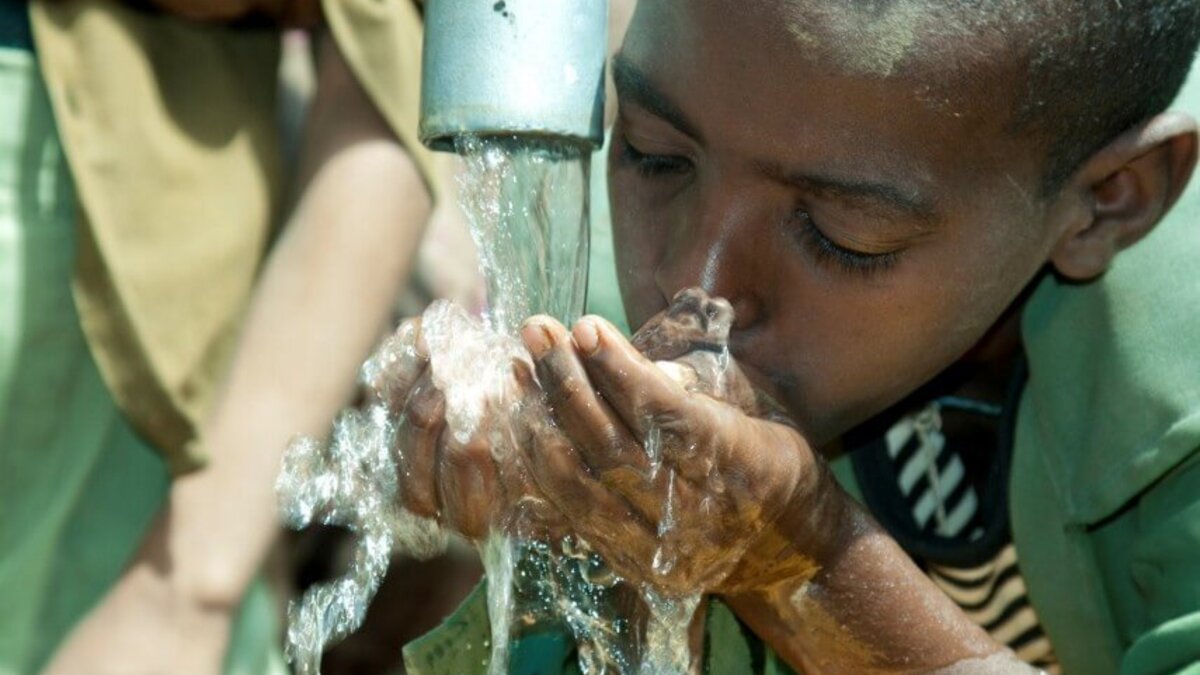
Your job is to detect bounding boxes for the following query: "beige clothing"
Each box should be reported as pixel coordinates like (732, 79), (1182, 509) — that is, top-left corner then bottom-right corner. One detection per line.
(29, 0), (434, 474)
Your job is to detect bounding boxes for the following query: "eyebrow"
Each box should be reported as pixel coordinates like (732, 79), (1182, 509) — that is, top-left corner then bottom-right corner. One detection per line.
(611, 53), (705, 143)
(759, 162), (939, 222)
(611, 54), (936, 223)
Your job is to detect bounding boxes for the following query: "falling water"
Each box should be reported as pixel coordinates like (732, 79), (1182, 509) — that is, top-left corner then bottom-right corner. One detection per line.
(447, 135), (627, 675)
(452, 135), (591, 335)
(277, 134), (709, 674)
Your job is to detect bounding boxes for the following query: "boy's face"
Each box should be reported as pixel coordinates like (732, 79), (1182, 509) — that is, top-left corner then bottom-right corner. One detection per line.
(608, 0), (1072, 444)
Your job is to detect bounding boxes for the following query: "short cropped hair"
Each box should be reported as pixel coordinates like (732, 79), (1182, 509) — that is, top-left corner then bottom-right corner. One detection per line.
(788, 0), (1200, 191)
(1011, 1), (1200, 191)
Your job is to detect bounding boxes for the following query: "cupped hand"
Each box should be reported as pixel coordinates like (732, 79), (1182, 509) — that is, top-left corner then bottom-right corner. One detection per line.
(516, 294), (839, 597)
(365, 316), (558, 541)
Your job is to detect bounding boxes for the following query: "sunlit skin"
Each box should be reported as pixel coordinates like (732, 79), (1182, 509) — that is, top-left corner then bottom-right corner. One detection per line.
(389, 0), (1197, 671)
(607, 1), (1067, 447)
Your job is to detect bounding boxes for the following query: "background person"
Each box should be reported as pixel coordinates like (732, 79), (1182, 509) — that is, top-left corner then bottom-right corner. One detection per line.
(0, 1), (438, 672)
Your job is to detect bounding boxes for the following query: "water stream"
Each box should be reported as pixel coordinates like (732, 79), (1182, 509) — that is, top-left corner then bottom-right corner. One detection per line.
(278, 135), (704, 674)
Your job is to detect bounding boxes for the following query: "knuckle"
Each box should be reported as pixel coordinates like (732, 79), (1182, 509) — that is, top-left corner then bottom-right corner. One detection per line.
(444, 438), (492, 469)
(600, 425), (628, 455)
(550, 374), (586, 407)
(402, 486), (439, 519)
(456, 512), (487, 540)
(396, 458), (438, 513)
(441, 477), (491, 540)
(405, 386), (445, 432)
(463, 439), (493, 465)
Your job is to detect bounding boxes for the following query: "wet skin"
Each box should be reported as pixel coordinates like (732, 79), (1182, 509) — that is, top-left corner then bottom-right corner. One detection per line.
(389, 0), (1197, 670)
(607, 0), (1069, 448)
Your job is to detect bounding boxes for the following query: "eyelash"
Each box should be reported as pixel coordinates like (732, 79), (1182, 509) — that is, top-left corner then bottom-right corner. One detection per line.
(793, 210), (900, 275)
(619, 132), (899, 276)
(618, 134), (692, 176)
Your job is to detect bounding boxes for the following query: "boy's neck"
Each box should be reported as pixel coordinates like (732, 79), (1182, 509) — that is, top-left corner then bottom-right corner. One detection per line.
(836, 293), (1029, 455)
(953, 301), (1025, 403)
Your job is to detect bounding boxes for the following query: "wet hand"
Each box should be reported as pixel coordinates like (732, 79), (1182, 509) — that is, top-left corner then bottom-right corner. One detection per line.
(366, 317), (556, 541)
(518, 301), (838, 596)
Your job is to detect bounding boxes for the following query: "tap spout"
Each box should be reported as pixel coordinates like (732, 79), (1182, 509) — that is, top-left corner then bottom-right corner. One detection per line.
(419, 0), (608, 153)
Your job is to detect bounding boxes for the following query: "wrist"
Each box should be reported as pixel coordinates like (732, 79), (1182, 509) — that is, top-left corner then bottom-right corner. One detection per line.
(172, 558), (247, 616)
(42, 551), (234, 675)
(136, 505), (248, 614)
(718, 457), (860, 595)
(114, 543), (237, 645)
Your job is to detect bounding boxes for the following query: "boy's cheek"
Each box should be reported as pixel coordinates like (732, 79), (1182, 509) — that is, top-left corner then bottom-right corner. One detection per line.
(611, 225), (671, 331)
(616, 276), (666, 334)
(757, 295), (972, 439)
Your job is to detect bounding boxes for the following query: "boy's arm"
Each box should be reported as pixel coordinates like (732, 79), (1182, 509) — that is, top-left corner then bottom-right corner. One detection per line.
(44, 30), (431, 674)
(512, 315), (1026, 674)
(723, 500), (1033, 674)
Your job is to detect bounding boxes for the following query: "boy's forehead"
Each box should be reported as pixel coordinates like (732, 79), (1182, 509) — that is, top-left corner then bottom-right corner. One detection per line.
(620, 0), (1049, 212)
(629, 0), (1025, 117)
(781, 1), (945, 78)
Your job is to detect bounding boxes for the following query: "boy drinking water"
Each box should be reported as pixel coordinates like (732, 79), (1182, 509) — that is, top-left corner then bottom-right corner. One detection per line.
(389, 1), (1200, 672)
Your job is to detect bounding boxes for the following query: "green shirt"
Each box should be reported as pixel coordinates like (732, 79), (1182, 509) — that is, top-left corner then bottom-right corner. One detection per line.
(1008, 59), (1200, 675)
(0, 44), (282, 675)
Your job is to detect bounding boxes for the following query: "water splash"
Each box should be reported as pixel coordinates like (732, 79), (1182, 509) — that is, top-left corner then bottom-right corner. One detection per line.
(452, 135), (603, 675)
(276, 134), (729, 674)
(421, 299), (529, 444)
(423, 137), (708, 675)
(275, 402), (446, 674)
(275, 134), (593, 673)
(639, 589), (701, 675)
(481, 531), (516, 674)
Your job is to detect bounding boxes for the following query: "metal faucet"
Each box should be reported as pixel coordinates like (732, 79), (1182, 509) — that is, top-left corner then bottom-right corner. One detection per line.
(419, 0), (609, 153)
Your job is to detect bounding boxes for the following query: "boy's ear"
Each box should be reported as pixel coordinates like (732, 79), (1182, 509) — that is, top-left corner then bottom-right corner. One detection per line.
(1049, 112), (1198, 282)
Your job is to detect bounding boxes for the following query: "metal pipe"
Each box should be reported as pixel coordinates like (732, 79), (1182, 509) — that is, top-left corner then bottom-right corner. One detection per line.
(419, 0), (609, 152)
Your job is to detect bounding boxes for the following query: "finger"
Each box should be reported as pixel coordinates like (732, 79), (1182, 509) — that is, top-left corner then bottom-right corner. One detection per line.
(520, 317), (646, 473)
(522, 315), (718, 518)
(571, 315), (696, 439)
(522, 415), (745, 593)
(365, 318), (428, 412)
(729, 416), (814, 507)
(523, 427), (658, 561)
(437, 435), (498, 540)
(396, 369), (444, 519)
(480, 395), (558, 530)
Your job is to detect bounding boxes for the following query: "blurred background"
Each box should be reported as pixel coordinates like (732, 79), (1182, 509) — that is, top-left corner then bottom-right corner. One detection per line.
(0, 1), (631, 673)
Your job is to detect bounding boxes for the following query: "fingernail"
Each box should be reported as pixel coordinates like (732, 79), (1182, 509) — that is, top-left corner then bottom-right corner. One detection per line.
(511, 360), (536, 388)
(413, 325), (430, 359)
(521, 320), (554, 359)
(566, 317), (595, 355)
(573, 318), (601, 356)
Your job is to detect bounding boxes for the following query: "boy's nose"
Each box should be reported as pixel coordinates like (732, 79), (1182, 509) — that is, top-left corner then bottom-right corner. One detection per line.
(653, 201), (764, 331)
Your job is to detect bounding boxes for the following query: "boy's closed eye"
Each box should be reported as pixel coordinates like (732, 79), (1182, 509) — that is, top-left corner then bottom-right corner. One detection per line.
(616, 126), (932, 277)
(617, 131), (693, 177)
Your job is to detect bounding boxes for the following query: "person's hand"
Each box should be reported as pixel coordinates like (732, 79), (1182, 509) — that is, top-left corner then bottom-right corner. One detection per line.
(515, 293), (846, 597)
(366, 315), (556, 541)
(42, 527), (235, 675)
